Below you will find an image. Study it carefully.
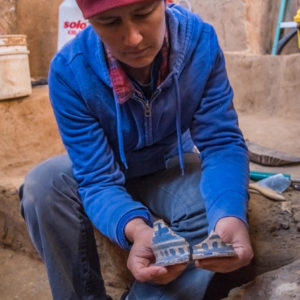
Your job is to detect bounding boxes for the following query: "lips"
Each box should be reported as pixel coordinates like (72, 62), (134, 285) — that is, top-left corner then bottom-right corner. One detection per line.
(126, 47), (149, 56)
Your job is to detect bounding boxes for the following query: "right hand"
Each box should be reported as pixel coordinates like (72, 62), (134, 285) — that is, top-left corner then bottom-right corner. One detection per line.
(125, 218), (187, 285)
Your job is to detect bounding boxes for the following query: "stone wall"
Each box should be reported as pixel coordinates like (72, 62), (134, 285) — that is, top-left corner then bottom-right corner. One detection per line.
(0, 86), (65, 187)
(224, 260), (300, 300)
(0, 0), (17, 34)
(0, 0), (298, 77)
(190, 0), (250, 52)
(190, 0), (300, 54)
(225, 53), (300, 119)
(16, 0), (62, 79)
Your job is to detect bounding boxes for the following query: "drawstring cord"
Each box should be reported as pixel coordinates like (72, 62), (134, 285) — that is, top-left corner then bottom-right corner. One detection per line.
(113, 75), (184, 176)
(174, 74), (185, 176)
(113, 91), (128, 169)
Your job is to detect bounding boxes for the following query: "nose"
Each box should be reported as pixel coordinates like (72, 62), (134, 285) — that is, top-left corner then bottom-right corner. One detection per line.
(122, 22), (143, 47)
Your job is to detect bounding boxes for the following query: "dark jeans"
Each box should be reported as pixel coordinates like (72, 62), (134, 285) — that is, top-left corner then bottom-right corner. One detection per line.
(20, 153), (213, 300)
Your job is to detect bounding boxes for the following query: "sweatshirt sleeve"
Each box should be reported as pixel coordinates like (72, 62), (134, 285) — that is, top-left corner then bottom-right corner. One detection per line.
(190, 27), (249, 231)
(48, 55), (152, 250)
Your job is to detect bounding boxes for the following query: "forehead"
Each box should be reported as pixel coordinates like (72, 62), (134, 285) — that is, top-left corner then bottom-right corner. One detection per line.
(95, 1), (160, 19)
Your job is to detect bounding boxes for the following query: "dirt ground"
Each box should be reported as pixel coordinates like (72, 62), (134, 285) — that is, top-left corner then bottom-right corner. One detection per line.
(0, 247), (51, 300)
(240, 113), (300, 272)
(0, 102), (299, 299)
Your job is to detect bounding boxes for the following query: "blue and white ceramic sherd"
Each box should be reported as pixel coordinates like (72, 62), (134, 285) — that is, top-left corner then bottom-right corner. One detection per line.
(192, 231), (237, 260)
(151, 219), (190, 266)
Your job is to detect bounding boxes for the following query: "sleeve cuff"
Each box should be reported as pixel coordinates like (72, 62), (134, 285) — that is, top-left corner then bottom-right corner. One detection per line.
(207, 190), (249, 232)
(116, 208), (153, 250)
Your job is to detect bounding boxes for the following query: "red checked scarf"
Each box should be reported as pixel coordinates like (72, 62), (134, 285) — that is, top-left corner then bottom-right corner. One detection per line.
(105, 31), (169, 104)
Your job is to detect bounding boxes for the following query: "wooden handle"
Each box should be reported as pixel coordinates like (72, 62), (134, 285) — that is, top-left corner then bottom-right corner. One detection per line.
(249, 183), (285, 201)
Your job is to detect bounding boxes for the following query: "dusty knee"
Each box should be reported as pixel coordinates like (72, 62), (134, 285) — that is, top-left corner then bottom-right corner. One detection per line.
(21, 155), (75, 217)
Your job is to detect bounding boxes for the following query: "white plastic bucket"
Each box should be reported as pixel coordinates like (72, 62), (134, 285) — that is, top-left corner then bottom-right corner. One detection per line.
(0, 35), (32, 100)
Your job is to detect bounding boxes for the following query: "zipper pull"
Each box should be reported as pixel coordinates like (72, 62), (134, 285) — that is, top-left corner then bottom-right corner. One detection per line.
(144, 101), (151, 117)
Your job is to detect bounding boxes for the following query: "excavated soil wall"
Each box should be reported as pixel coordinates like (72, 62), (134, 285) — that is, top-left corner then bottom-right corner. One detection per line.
(1, 0), (299, 78)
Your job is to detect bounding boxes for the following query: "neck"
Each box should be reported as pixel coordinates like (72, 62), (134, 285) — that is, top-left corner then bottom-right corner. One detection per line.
(123, 64), (152, 84)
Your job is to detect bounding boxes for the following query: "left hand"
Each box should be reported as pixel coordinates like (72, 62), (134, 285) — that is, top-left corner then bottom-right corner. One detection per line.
(125, 218), (187, 284)
(195, 217), (253, 273)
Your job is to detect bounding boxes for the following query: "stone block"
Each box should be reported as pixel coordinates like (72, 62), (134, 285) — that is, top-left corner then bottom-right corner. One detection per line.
(223, 259), (300, 299)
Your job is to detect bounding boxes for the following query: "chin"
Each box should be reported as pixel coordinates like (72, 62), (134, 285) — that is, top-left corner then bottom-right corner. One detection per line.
(125, 56), (156, 69)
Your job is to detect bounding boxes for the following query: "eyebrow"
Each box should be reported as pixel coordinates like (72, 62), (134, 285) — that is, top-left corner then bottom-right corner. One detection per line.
(134, 2), (156, 12)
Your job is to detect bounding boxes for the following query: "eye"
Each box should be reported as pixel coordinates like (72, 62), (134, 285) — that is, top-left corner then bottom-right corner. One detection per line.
(102, 19), (121, 26)
(136, 11), (152, 17)
(92, 17), (121, 26)
(135, 7), (155, 18)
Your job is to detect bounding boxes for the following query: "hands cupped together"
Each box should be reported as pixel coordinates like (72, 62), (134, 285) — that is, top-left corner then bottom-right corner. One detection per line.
(125, 217), (253, 285)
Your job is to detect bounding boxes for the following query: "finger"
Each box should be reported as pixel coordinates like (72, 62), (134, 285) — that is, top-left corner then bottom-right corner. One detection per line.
(151, 277), (174, 285)
(165, 263), (187, 272)
(195, 257), (240, 273)
(233, 244), (254, 265)
(150, 263), (188, 285)
(195, 255), (250, 273)
(194, 240), (253, 270)
(133, 265), (168, 282)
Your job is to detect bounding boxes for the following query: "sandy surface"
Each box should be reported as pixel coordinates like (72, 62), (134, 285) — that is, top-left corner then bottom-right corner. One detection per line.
(0, 247), (51, 300)
(0, 89), (299, 300)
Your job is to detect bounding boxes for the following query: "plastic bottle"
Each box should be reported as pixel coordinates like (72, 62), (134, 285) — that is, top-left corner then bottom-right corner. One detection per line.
(57, 0), (89, 51)
(294, 9), (300, 49)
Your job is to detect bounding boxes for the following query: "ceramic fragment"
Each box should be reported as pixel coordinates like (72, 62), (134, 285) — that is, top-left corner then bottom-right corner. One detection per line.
(151, 219), (190, 266)
(192, 231), (237, 260)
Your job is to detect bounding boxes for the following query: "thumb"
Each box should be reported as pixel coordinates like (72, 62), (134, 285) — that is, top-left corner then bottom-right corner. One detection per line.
(135, 265), (167, 282)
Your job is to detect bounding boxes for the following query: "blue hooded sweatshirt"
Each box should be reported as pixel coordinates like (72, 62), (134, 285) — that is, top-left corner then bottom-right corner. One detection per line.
(48, 4), (249, 250)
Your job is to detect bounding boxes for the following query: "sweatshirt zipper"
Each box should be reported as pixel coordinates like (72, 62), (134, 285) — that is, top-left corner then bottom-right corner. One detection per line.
(134, 97), (152, 118)
(144, 100), (151, 117)
(133, 96), (152, 146)
(133, 88), (161, 145)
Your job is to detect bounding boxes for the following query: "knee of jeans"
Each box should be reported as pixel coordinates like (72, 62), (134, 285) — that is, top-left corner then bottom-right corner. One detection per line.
(21, 159), (72, 219)
(21, 170), (50, 218)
